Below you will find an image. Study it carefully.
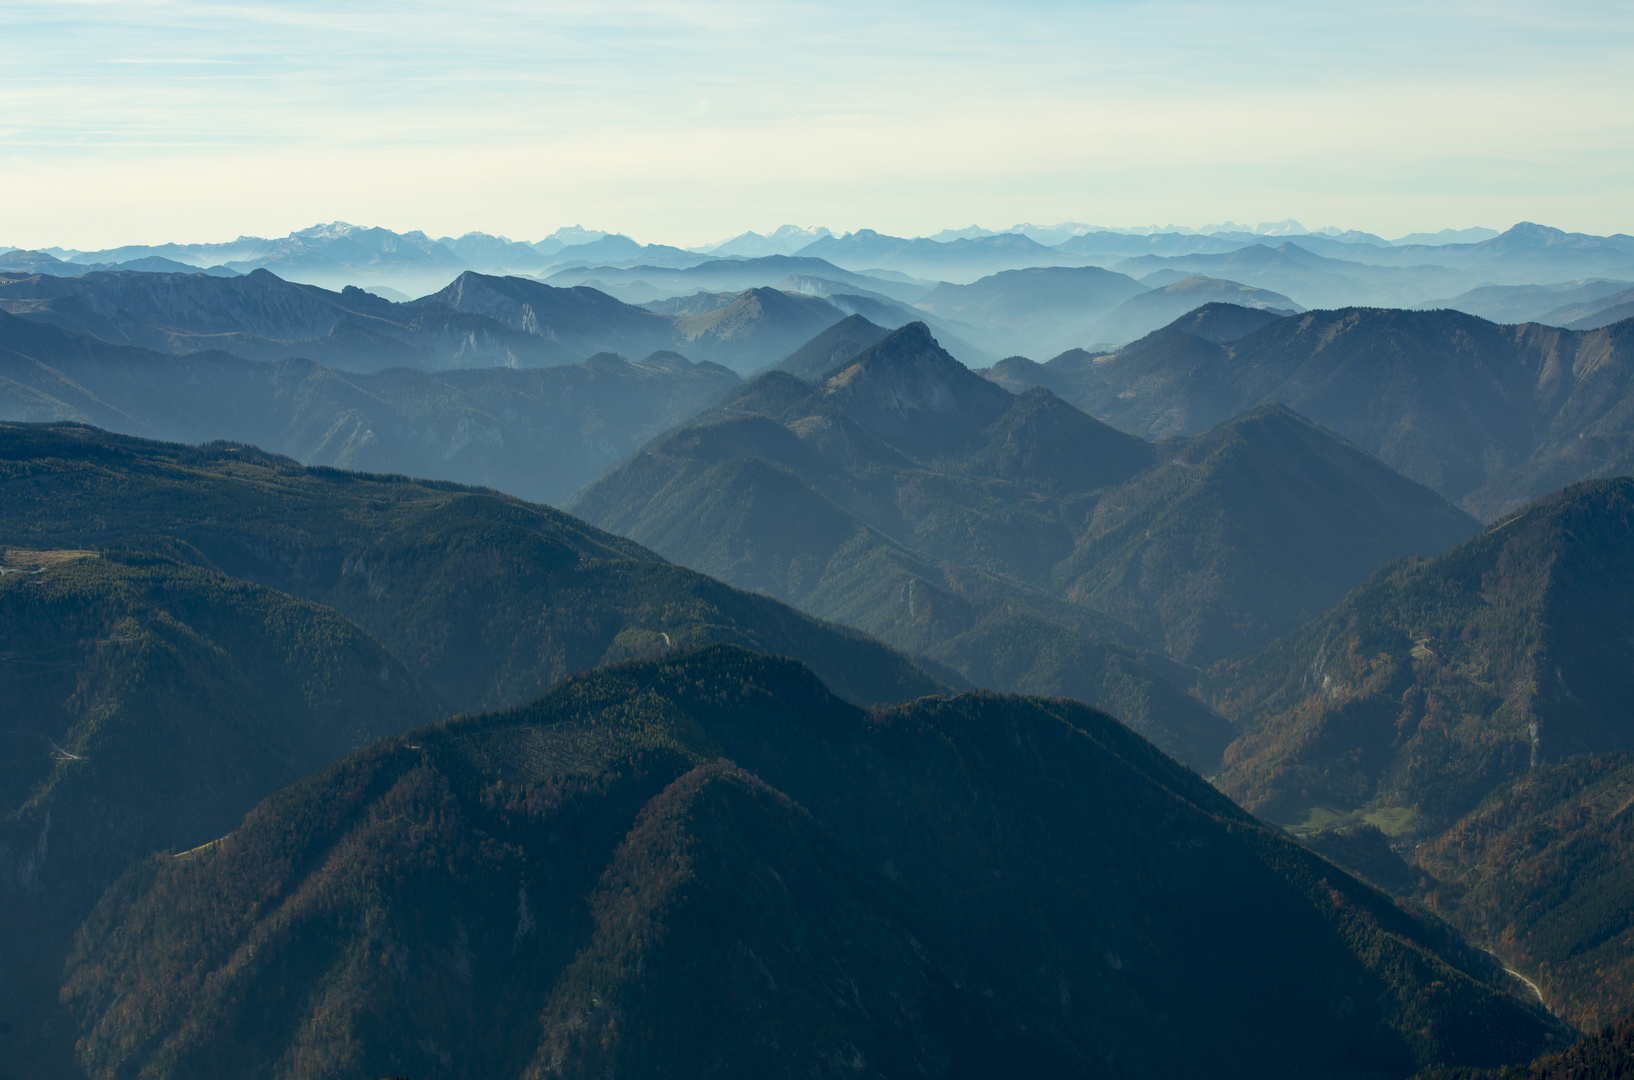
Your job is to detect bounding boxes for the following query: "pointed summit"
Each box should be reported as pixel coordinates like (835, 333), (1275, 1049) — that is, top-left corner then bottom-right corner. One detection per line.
(769, 313), (889, 381)
(820, 322), (1012, 459)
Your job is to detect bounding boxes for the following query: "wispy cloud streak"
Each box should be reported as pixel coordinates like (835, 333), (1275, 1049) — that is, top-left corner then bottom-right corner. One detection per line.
(0, 0), (1629, 246)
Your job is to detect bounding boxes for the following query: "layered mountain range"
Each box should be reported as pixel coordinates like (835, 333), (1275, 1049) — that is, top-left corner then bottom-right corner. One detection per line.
(985, 304), (1634, 520)
(2, 219), (1634, 1079)
(0, 267), (877, 375)
(910, 266), (1298, 356)
(1420, 279), (1634, 330)
(0, 421), (1573, 1079)
(0, 422), (953, 1075)
(0, 307), (739, 504)
(12, 219), (1633, 348)
(567, 321), (1480, 768)
(559, 310), (1634, 1035)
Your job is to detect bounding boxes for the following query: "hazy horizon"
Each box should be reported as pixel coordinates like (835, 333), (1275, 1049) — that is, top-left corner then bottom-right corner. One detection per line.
(3, 0), (1629, 250)
(3, 218), (1534, 258)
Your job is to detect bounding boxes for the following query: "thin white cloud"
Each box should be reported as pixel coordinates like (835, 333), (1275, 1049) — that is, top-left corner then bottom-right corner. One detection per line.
(1, 0), (1629, 247)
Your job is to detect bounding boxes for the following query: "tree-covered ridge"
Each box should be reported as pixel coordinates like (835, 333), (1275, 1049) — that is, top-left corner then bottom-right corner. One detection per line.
(1211, 478), (1634, 829)
(570, 321), (1477, 764)
(0, 545), (439, 1074)
(580, 323), (1155, 592)
(1207, 478), (1634, 1027)
(0, 423), (947, 710)
(1052, 402), (1478, 665)
(64, 645), (1557, 1080)
(1418, 753), (1634, 1030)
(985, 305), (1634, 520)
(1417, 1015), (1634, 1080)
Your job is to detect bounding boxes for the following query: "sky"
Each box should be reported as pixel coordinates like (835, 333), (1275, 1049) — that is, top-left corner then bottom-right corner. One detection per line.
(1, 0), (1631, 249)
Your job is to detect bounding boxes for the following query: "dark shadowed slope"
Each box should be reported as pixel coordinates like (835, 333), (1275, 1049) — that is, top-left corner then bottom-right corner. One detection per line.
(0, 423), (945, 711)
(1212, 478), (1634, 824)
(0, 546), (439, 1076)
(0, 310), (739, 504)
(815, 321), (1015, 459)
(63, 646), (1555, 1080)
(1416, 1015), (1634, 1080)
(1157, 299), (1299, 343)
(1054, 404), (1480, 665)
(967, 383), (1157, 494)
(1416, 753), (1634, 1031)
(1207, 479), (1634, 1027)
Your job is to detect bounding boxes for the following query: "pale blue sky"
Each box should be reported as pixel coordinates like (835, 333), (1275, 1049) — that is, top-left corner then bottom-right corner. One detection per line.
(2, 0), (1630, 248)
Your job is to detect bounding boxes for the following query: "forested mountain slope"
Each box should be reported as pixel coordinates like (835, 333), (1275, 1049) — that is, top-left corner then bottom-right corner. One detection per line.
(571, 323), (1477, 761)
(0, 423), (945, 710)
(1052, 403), (1478, 665)
(987, 305), (1634, 520)
(669, 285), (845, 365)
(1418, 752), (1634, 1030)
(63, 646), (1556, 1080)
(1207, 478), (1634, 1027)
(0, 545), (438, 1075)
(1212, 478), (1634, 823)
(1417, 1015), (1634, 1080)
